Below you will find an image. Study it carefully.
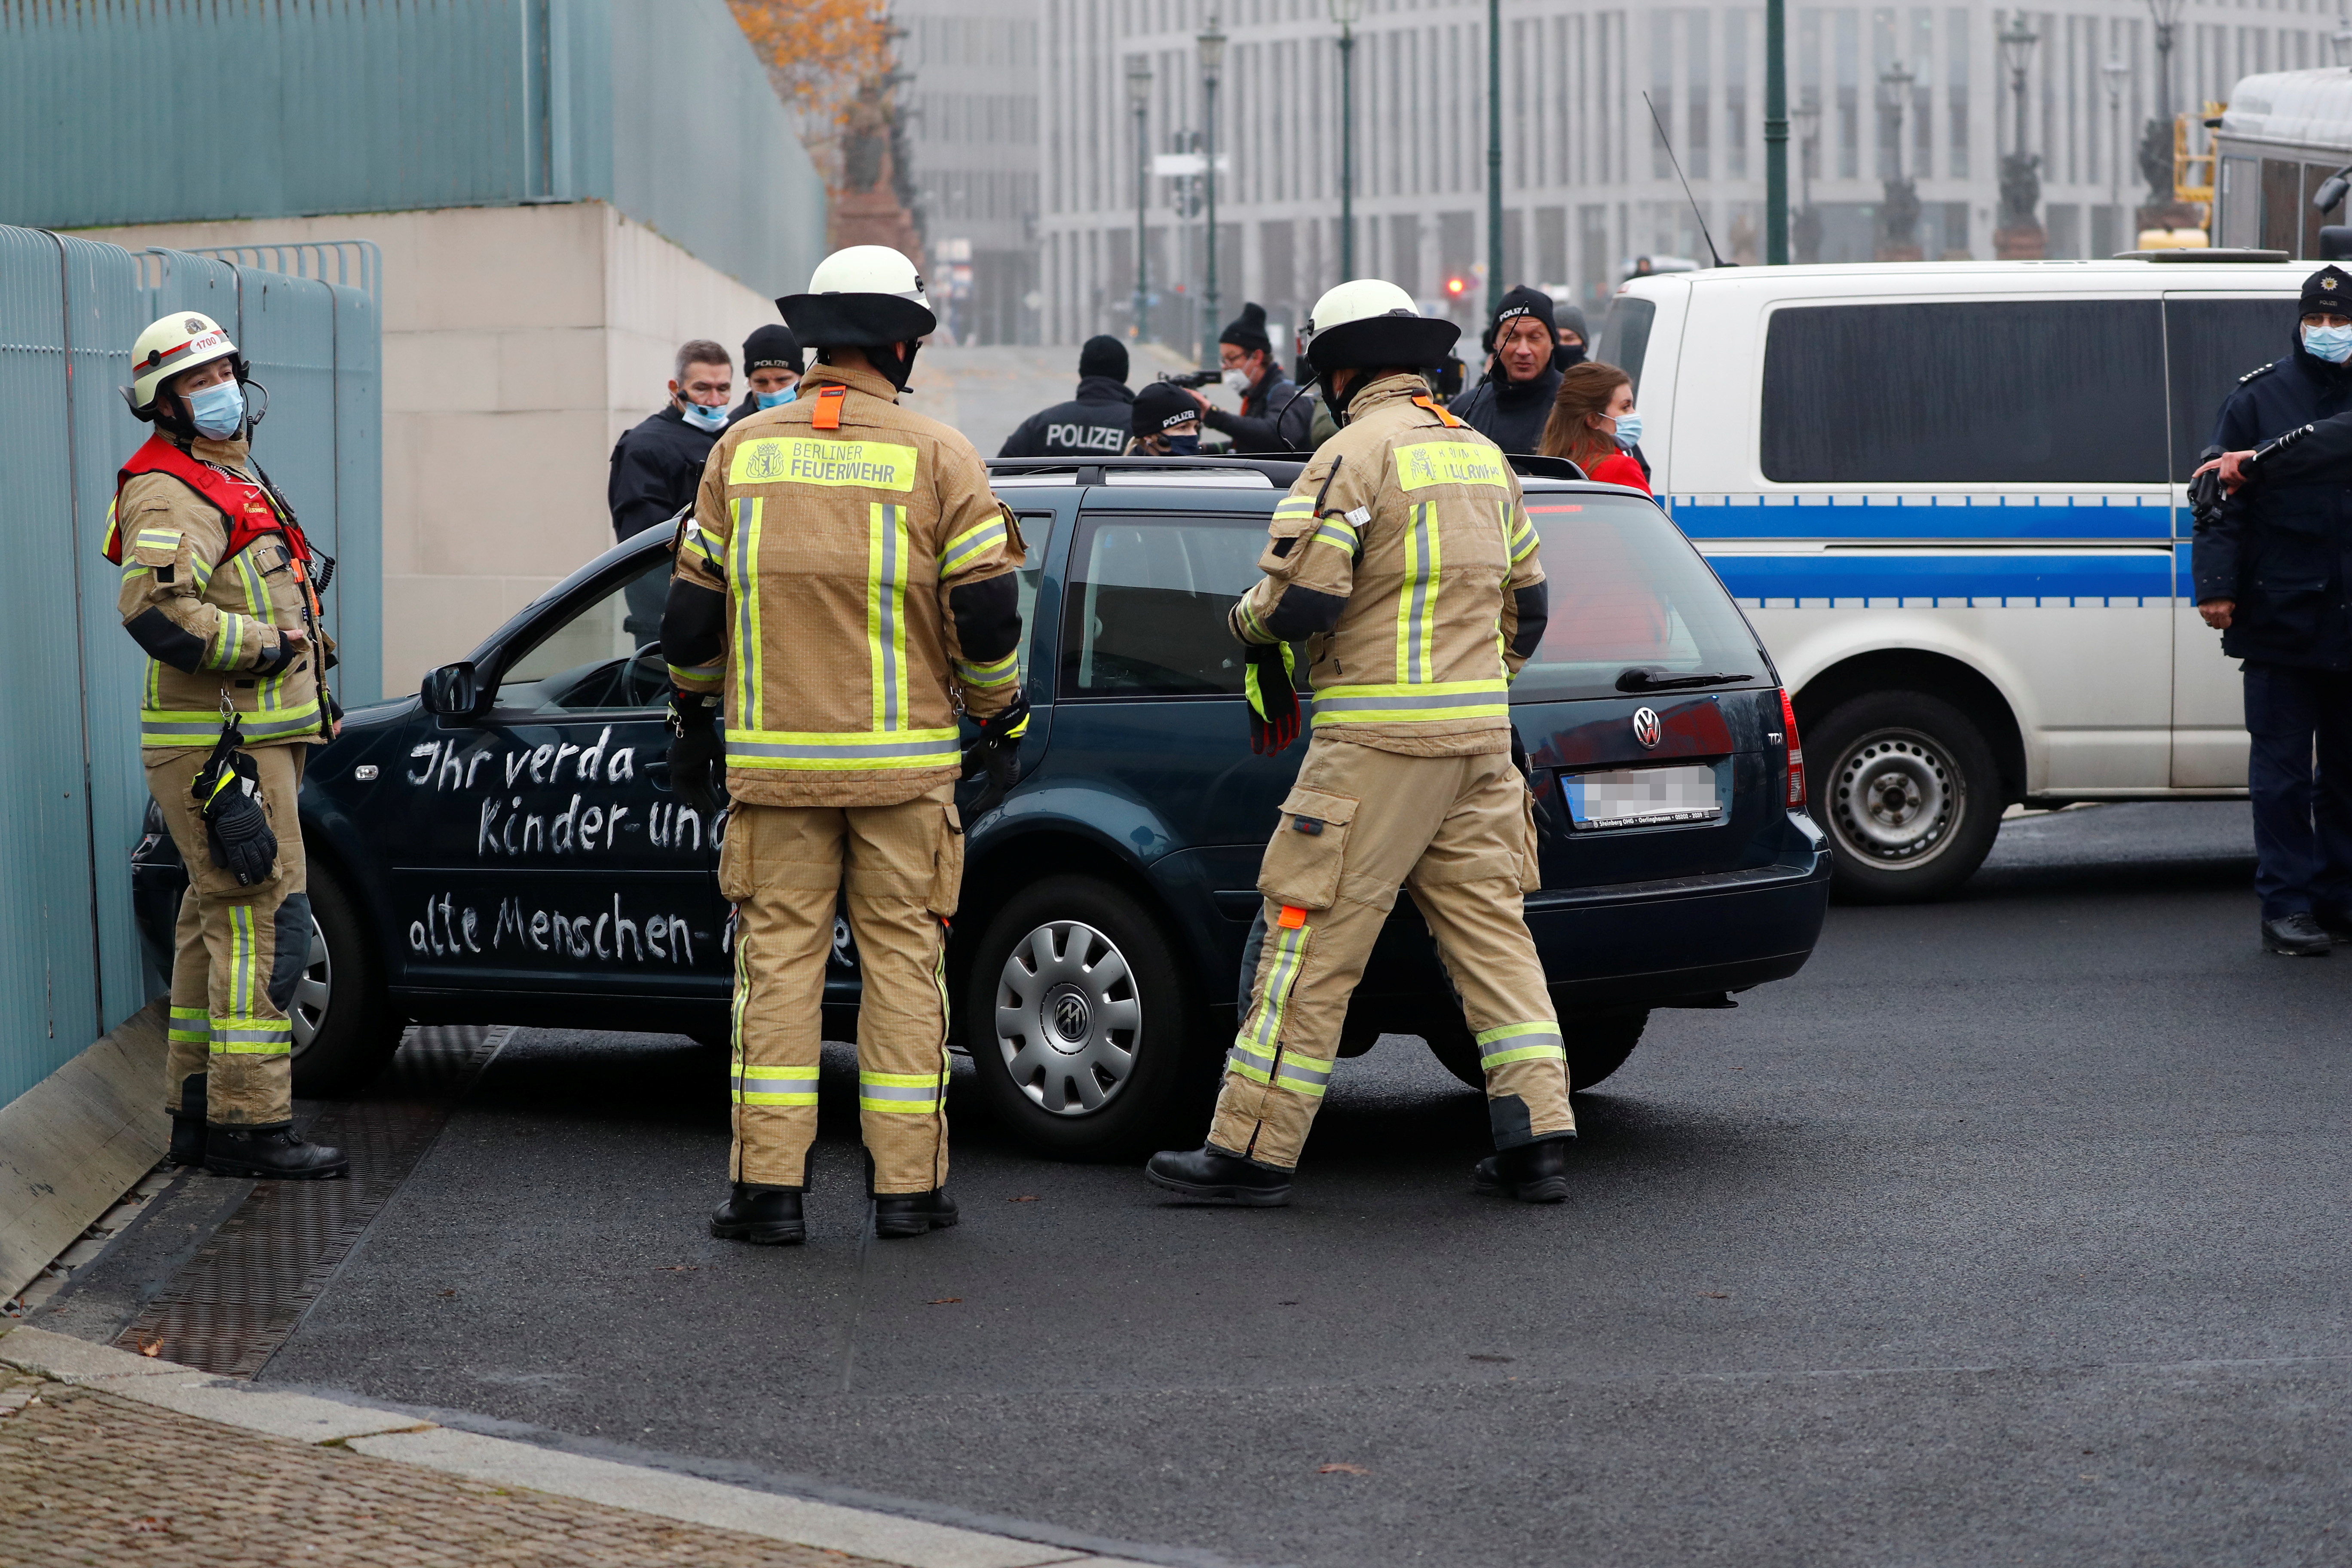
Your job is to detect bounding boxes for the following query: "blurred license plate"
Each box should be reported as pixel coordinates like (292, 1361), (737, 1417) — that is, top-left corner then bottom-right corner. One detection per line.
(1559, 764), (1721, 830)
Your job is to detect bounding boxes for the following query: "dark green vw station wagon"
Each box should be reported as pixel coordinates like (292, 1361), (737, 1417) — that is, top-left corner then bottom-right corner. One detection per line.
(135, 456), (1831, 1158)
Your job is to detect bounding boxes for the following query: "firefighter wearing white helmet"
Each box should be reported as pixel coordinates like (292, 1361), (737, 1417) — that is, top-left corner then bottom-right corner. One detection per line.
(109, 312), (347, 1182)
(662, 245), (1026, 1245)
(1146, 278), (1573, 1206)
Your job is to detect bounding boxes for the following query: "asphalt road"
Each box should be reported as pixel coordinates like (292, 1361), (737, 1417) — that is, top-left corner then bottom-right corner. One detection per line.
(257, 801), (2352, 1568)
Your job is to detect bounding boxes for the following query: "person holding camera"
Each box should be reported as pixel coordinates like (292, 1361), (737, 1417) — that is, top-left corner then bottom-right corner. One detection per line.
(1184, 303), (1313, 453)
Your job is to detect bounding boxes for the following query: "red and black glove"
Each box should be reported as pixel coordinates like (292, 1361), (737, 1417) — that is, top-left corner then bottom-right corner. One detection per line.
(1244, 643), (1300, 756)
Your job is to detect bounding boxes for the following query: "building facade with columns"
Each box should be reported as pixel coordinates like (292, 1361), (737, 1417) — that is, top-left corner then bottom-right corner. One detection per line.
(1035, 0), (2333, 350)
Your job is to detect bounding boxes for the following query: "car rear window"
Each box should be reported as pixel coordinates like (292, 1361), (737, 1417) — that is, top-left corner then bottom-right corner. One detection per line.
(1512, 492), (1767, 704)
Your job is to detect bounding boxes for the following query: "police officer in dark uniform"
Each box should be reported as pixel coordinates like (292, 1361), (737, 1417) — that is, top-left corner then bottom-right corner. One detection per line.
(726, 324), (803, 428)
(610, 338), (732, 638)
(998, 336), (1136, 458)
(1452, 286), (1566, 454)
(2190, 263), (2352, 956)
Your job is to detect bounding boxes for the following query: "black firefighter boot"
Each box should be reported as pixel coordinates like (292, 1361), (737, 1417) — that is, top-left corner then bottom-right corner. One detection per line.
(1473, 1137), (1573, 1204)
(168, 1074), (208, 1168)
(873, 1188), (959, 1239)
(203, 1124), (350, 1180)
(1145, 1145), (1293, 1206)
(710, 1184), (806, 1246)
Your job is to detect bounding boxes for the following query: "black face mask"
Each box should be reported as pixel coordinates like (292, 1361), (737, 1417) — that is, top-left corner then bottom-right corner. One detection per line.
(1553, 343), (1587, 373)
(1167, 433), (1200, 454)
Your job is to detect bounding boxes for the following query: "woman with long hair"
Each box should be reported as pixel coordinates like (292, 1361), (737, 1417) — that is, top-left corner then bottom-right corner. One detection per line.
(1537, 361), (1651, 494)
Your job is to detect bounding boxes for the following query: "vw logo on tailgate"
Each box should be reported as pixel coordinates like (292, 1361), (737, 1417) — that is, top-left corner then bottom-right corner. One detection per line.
(1632, 706), (1663, 748)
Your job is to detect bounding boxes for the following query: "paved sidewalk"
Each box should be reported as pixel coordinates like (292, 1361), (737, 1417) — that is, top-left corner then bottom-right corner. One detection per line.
(0, 1326), (1154, 1568)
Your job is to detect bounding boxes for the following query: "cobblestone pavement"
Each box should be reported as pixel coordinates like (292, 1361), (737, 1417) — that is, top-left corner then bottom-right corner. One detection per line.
(0, 1368), (886, 1568)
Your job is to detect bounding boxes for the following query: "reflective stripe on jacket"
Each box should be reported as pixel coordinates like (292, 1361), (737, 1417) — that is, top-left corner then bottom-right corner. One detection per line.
(671, 362), (1026, 808)
(1229, 373), (1545, 757)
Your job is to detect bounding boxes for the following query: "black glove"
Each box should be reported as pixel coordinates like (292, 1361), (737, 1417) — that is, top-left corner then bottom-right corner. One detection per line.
(963, 691), (1031, 818)
(666, 692), (724, 818)
(193, 743), (278, 888)
(1510, 725), (1530, 781)
(1244, 643), (1300, 756)
(2188, 465), (2226, 529)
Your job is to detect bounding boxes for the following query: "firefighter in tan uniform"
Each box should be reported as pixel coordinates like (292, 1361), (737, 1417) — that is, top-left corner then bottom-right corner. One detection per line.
(110, 312), (348, 1180)
(663, 247), (1027, 1245)
(1146, 279), (1574, 1206)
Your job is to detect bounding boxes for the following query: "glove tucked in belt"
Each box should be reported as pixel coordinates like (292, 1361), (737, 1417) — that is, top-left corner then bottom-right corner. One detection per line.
(192, 718), (278, 887)
(666, 691), (724, 818)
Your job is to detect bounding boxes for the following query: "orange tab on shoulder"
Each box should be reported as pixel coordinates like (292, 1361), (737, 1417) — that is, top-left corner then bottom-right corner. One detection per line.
(1277, 904), (1308, 929)
(812, 384), (848, 431)
(1412, 394), (1464, 428)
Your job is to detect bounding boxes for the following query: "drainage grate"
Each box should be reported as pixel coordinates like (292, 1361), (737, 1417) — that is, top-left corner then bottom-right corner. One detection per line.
(114, 1025), (503, 1378)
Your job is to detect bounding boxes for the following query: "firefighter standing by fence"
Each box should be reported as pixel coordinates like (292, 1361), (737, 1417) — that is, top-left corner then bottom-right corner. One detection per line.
(663, 246), (1027, 1245)
(1145, 279), (1574, 1207)
(110, 311), (348, 1181)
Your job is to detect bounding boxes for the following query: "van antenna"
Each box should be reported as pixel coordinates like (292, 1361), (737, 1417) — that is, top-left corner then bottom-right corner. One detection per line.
(1642, 92), (1730, 269)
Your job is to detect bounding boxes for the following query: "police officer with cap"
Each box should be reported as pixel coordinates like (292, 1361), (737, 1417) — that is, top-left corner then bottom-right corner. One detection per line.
(2188, 263), (2352, 955)
(998, 336), (1136, 458)
(1145, 279), (1573, 1206)
(727, 324), (804, 428)
(110, 312), (347, 1179)
(663, 247), (1027, 1244)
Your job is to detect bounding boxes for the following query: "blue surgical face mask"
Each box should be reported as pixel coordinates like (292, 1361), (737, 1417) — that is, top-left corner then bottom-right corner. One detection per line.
(754, 386), (797, 410)
(2305, 324), (2352, 363)
(680, 400), (729, 433)
(1167, 432), (1201, 454)
(1612, 410), (1644, 448)
(187, 378), (245, 440)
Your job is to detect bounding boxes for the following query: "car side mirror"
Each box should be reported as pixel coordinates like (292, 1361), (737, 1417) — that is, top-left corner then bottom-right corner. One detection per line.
(420, 661), (480, 716)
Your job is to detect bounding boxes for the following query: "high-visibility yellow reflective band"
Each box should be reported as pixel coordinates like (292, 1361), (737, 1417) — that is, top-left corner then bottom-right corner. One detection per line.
(956, 648), (1020, 688)
(859, 1068), (947, 1113)
(1310, 679), (1509, 725)
(939, 517), (1006, 578)
(141, 699), (323, 746)
(211, 1016), (291, 1056)
(168, 1005), (208, 1046)
(1476, 1021), (1566, 1070)
(1272, 496), (1318, 521)
(135, 527), (182, 554)
(1311, 518), (1360, 557)
(682, 521), (726, 572)
(730, 435), (918, 491)
(733, 1067), (819, 1106)
(1397, 501), (1440, 681)
(1239, 919), (1311, 1056)
(729, 497), (765, 729)
(1394, 439), (1511, 491)
(725, 727), (960, 770)
(1227, 1040), (1334, 1096)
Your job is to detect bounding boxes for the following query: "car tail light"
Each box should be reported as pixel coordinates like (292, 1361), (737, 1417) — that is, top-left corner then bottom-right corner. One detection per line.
(1779, 688), (1806, 810)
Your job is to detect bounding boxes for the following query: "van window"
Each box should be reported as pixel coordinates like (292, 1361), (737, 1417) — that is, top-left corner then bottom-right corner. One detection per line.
(1059, 514), (1267, 698)
(1759, 300), (2167, 484)
(1510, 493), (1765, 704)
(1597, 296), (1656, 395)
(2164, 296), (2293, 479)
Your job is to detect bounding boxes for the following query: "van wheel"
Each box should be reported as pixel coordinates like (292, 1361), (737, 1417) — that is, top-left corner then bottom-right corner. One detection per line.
(1425, 1010), (1648, 1093)
(1809, 690), (2003, 903)
(965, 876), (1203, 1160)
(289, 863), (406, 1097)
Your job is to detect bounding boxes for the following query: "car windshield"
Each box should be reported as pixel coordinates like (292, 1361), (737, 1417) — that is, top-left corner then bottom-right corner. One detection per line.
(1511, 491), (1764, 704)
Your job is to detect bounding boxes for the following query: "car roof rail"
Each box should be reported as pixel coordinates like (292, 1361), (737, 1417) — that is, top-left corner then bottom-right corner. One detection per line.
(988, 455), (1305, 486)
(1509, 454), (1586, 481)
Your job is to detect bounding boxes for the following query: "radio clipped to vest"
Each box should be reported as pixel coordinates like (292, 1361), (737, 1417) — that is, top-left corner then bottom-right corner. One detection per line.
(191, 700), (278, 887)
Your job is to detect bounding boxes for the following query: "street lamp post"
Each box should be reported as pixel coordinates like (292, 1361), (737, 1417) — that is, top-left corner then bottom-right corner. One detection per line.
(1877, 58), (1919, 260)
(2102, 54), (2128, 251)
(1198, 16), (1226, 365)
(1331, 0), (1363, 279)
(1765, 0), (1789, 263)
(1997, 14), (2043, 256)
(1792, 92), (1821, 262)
(2142, 0), (2184, 208)
(1128, 57), (1153, 343)
(1486, 0), (1503, 320)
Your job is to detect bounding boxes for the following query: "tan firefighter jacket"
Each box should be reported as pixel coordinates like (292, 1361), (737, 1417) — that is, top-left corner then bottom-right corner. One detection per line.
(115, 435), (329, 750)
(670, 361), (1026, 808)
(1230, 372), (1547, 757)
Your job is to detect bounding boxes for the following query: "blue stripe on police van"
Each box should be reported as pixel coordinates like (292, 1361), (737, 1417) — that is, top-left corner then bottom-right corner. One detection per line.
(1668, 493), (2174, 542)
(1703, 549), (2175, 606)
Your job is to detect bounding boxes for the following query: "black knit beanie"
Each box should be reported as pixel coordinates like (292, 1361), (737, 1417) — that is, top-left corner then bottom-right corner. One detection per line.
(1219, 302), (1273, 357)
(1078, 334), (1130, 383)
(742, 323), (802, 374)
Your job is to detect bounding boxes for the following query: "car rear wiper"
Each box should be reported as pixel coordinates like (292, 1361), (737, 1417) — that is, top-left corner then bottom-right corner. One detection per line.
(1614, 667), (1756, 693)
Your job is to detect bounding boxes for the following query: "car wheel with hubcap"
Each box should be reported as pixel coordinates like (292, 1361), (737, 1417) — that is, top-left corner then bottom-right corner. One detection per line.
(965, 875), (1203, 1159)
(1808, 689), (2003, 904)
(289, 862), (407, 1097)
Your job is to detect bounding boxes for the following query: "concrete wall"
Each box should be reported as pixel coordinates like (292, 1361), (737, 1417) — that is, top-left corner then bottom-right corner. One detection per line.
(82, 201), (788, 696)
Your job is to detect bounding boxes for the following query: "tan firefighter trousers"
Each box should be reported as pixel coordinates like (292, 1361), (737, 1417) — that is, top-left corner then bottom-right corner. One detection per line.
(145, 744), (310, 1127)
(719, 784), (963, 1194)
(1208, 740), (1574, 1170)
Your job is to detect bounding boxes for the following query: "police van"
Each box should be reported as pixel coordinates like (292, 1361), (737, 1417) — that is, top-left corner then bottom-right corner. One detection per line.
(1596, 253), (2304, 900)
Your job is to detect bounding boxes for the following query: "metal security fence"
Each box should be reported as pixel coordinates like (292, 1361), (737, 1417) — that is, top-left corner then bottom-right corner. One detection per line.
(0, 227), (380, 1109)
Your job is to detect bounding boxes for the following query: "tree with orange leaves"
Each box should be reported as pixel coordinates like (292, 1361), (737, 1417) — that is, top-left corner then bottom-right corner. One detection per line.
(729, 0), (893, 141)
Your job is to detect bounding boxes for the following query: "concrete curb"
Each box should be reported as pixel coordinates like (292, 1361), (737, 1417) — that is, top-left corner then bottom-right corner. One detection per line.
(0, 1000), (168, 1301)
(0, 1323), (1154, 1568)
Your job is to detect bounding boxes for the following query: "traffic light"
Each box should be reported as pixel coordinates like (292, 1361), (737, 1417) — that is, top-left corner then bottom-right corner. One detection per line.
(1445, 275), (1468, 298)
